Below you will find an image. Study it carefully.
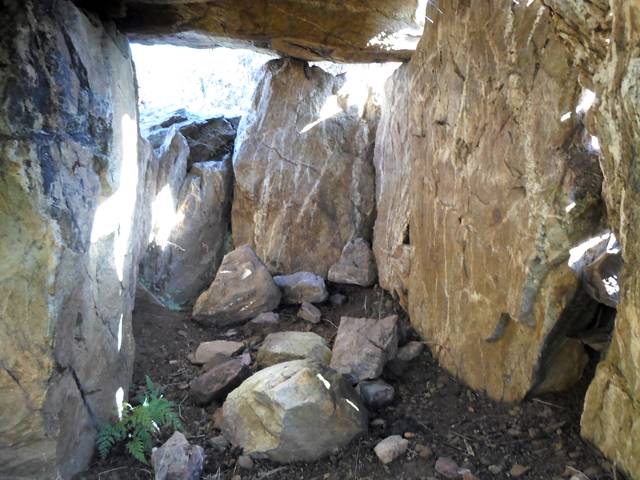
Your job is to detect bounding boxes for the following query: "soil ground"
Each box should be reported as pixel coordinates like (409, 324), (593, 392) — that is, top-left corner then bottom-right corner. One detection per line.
(79, 284), (626, 480)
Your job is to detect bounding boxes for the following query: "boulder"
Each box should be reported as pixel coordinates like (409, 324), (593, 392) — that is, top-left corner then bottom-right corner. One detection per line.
(374, 435), (408, 464)
(357, 380), (395, 409)
(139, 131), (234, 310)
(330, 316), (399, 382)
(297, 302), (322, 324)
(151, 431), (205, 480)
(273, 272), (328, 304)
(382, 1), (605, 401)
(582, 252), (623, 308)
(115, 1), (424, 62)
(256, 332), (331, 367)
(0, 2), (147, 476)
(222, 360), (368, 463)
(190, 341), (244, 365)
(232, 58), (377, 277)
(372, 64), (413, 307)
(192, 245), (281, 326)
(328, 238), (378, 287)
(189, 358), (250, 405)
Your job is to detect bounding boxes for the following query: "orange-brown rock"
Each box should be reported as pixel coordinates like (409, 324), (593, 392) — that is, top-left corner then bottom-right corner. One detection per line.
(377, 1), (605, 402)
(114, 0), (424, 62)
(232, 58), (377, 277)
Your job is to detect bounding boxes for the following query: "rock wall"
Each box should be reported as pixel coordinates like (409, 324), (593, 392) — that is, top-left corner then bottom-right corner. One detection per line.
(232, 58), (377, 277)
(0, 1), (144, 477)
(543, 2), (640, 478)
(112, 0), (423, 62)
(374, 1), (605, 401)
(372, 64), (413, 307)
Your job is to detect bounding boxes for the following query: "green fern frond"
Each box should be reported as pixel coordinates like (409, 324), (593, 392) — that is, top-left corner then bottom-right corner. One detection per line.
(126, 436), (148, 465)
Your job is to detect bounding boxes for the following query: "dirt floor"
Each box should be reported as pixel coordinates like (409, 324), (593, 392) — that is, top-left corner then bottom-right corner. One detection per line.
(79, 284), (626, 480)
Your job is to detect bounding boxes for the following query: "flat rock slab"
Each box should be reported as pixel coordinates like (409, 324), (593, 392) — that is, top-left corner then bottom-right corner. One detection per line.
(298, 302), (322, 324)
(192, 245), (281, 326)
(190, 358), (250, 405)
(191, 340), (244, 365)
(222, 359), (368, 463)
(273, 272), (328, 304)
(374, 435), (408, 464)
(151, 431), (205, 480)
(330, 315), (399, 382)
(257, 331), (331, 367)
(328, 238), (377, 287)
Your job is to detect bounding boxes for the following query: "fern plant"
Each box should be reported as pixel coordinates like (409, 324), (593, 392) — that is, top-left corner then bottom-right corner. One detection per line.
(97, 376), (183, 464)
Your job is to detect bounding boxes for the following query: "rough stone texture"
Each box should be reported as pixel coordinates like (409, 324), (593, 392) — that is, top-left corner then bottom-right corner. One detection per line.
(151, 431), (205, 480)
(191, 341), (244, 365)
(0, 1), (145, 477)
(550, 2), (640, 478)
(232, 58), (377, 277)
(256, 331), (331, 367)
(192, 245), (281, 327)
(374, 435), (408, 464)
(298, 302), (322, 324)
(328, 238), (378, 287)
(110, 0), (423, 62)
(273, 272), (329, 304)
(357, 380), (395, 409)
(372, 64), (413, 308)
(222, 360), (367, 463)
(382, 1), (604, 402)
(139, 125), (234, 310)
(251, 312), (280, 325)
(330, 316), (399, 383)
(189, 358), (250, 405)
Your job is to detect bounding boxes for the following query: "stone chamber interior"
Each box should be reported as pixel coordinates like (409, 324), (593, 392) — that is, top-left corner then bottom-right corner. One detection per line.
(0, 1), (638, 479)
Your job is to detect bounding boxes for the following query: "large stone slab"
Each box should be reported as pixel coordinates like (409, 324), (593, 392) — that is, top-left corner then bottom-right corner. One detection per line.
(0, 1), (146, 476)
(231, 58), (377, 277)
(222, 360), (367, 463)
(113, 0), (423, 62)
(382, 1), (604, 402)
(192, 245), (281, 326)
(330, 316), (399, 383)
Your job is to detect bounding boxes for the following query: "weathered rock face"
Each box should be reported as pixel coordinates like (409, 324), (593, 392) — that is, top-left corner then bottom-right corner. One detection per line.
(0, 1), (144, 477)
(372, 65), (413, 308)
(328, 238), (378, 287)
(256, 331), (331, 367)
(232, 58), (377, 277)
(273, 272), (328, 304)
(192, 245), (281, 326)
(222, 360), (367, 463)
(151, 431), (205, 480)
(376, 2), (605, 401)
(545, 2), (640, 477)
(111, 0), (423, 62)
(139, 117), (234, 310)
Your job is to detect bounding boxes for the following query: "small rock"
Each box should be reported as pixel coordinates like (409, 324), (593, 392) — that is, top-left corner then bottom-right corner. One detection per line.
(370, 418), (386, 428)
(510, 464), (530, 477)
(396, 341), (424, 362)
(415, 443), (432, 459)
(190, 340), (244, 365)
(328, 238), (377, 287)
(298, 302), (322, 324)
(208, 435), (229, 452)
(403, 431), (416, 439)
(435, 457), (460, 479)
(330, 293), (347, 306)
(257, 331), (331, 367)
(488, 464), (503, 474)
(330, 315), (399, 382)
(237, 454), (254, 470)
(357, 379), (395, 409)
(202, 352), (232, 372)
(273, 272), (329, 304)
(251, 312), (280, 324)
(374, 435), (409, 464)
(151, 431), (204, 480)
(460, 470), (479, 480)
(189, 358), (250, 405)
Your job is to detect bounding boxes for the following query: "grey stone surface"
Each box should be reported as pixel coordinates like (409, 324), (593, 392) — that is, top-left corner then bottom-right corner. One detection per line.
(189, 358), (250, 405)
(274, 272), (328, 304)
(257, 331), (331, 367)
(357, 380), (395, 409)
(374, 435), (408, 464)
(328, 238), (378, 287)
(298, 302), (322, 324)
(151, 431), (205, 480)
